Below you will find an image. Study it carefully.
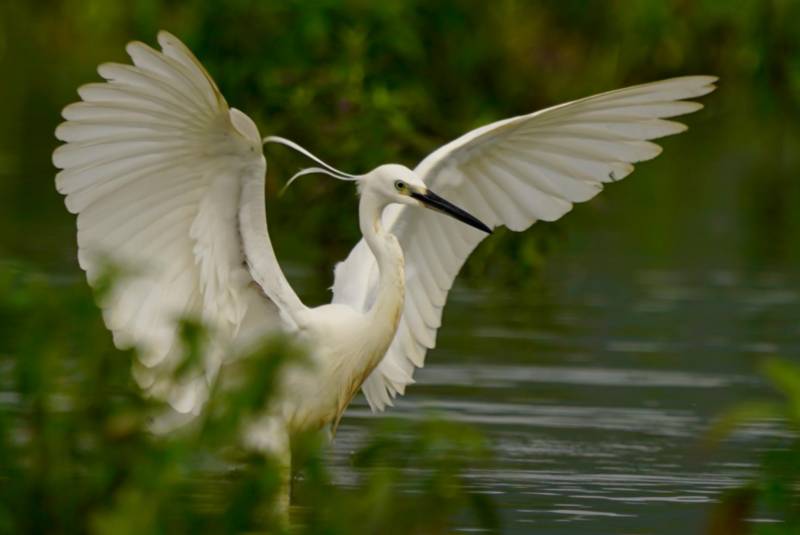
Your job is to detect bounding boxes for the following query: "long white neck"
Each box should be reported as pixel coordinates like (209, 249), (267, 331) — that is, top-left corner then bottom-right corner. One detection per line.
(359, 192), (405, 330)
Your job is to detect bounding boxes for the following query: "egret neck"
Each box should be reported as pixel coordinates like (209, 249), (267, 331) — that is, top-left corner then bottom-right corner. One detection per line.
(358, 187), (405, 373)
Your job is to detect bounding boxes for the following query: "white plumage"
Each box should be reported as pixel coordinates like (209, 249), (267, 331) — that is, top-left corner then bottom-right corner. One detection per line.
(54, 32), (294, 414)
(54, 32), (716, 473)
(333, 76), (717, 410)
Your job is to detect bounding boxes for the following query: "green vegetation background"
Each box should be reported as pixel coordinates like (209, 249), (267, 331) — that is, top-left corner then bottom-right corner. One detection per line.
(1, 1), (800, 533)
(2, 0), (799, 294)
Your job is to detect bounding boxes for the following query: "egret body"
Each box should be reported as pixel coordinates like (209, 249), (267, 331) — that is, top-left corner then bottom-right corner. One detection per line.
(53, 31), (716, 507)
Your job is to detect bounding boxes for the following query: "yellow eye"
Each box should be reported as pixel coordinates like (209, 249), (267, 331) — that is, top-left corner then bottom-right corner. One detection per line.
(394, 180), (407, 192)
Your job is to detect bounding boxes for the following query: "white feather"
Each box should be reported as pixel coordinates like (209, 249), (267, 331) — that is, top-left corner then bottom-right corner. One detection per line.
(333, 75), (718, 410)
(54, 30), (297, 415)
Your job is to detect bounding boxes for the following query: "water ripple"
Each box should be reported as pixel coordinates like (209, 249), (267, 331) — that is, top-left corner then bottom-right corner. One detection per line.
(418, 364), (747, 389)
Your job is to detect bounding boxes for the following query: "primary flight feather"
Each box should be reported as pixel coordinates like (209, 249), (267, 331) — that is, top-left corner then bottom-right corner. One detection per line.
(54, 31), (716, 501)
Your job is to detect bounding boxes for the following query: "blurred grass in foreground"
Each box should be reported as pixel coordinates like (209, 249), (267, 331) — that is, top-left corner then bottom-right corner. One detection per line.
(707, 358), (800, 535)
(0, 261), (498, 534)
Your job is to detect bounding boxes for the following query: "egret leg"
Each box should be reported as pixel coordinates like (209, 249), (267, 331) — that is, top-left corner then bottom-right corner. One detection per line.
(275, 446), (292, 525)
(244, 415), (292, 527)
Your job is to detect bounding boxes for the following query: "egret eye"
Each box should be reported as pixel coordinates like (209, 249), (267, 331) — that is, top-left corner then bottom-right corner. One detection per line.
(394, 180), (406, 192)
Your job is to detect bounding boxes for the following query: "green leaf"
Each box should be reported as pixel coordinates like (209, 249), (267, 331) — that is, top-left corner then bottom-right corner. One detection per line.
(706, 401), (786, 446)
(761, 357), (800, 424)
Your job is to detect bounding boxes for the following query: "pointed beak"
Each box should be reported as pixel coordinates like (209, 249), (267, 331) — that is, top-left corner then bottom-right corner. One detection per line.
(411, 189), (492, 234)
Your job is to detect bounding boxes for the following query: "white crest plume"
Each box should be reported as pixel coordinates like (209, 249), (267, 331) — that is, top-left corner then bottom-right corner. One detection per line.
(263, 136), (360, 193)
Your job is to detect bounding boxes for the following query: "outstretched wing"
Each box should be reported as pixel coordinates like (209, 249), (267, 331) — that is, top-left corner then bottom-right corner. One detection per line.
(54, 31), (304, 414)
(333, 76), (717, 410)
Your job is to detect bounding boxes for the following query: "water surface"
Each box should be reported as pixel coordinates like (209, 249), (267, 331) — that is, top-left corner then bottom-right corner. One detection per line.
(327, 257), (794, 533)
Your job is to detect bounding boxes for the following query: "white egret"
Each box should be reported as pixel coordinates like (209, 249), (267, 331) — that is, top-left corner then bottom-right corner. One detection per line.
(53, 31), (716, 503)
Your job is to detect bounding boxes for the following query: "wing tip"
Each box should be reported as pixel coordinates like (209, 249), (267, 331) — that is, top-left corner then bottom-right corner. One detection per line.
(75, 82), (105, 102)
(157, 29), (179, 46)
(124, 39), (149, 57)
(693, 76), (718, 97)
(366, 395), (391, 412)
(53, 121), (71, 144)
(675, 75), (718, 99)
(660, 74), (719, 87)
(51, 143), (70, 170)
(96, 61), (131, 82)
(681, 74), (719, 85)
(157, 30), (187, 57)
(125, 31), (183, 65)
(62, 193), (81, 214)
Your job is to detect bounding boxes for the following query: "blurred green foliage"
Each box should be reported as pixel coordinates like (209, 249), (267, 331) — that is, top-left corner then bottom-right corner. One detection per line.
(0, 262), (498, 534)
(707, 358), (800, 535)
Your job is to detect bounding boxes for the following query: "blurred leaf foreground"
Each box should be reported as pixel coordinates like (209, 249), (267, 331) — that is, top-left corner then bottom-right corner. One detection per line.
(708, 358), (800, 535)
(0, 262), (499, 534)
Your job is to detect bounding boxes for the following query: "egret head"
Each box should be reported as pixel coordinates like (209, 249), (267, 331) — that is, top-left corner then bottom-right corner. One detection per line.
(363, 164), (491, 234)
(359, 164), (423, 205)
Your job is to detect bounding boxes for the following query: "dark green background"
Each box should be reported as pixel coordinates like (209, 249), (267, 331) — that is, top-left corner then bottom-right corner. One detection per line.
(1, 0), (799, 293)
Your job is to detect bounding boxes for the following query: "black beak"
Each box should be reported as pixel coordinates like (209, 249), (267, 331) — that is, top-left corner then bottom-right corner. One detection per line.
(411, 189), (492, 234)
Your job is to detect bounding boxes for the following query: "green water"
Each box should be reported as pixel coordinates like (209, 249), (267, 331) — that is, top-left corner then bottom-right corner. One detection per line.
(330, 265), (791, 533)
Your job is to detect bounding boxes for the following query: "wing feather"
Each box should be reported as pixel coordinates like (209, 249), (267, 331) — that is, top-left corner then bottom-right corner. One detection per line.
(55, 31), (296, 415)
(333, 75), (717, 410)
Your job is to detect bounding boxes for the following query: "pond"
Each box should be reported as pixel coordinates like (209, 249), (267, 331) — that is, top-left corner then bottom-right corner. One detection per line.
(328, 254), (793, 533)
